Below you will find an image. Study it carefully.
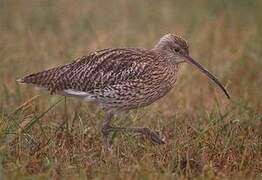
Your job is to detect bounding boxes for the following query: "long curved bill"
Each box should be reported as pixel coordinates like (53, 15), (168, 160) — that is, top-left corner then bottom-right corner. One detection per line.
(183, 55), (230, 99)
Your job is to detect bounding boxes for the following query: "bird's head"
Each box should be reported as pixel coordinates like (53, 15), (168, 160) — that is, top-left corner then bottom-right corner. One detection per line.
(154, 33), (230, 99)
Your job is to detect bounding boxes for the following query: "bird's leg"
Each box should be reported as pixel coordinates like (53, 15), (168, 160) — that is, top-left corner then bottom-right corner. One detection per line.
(101, 112), (113, 148)
(108, 126), (165, 145)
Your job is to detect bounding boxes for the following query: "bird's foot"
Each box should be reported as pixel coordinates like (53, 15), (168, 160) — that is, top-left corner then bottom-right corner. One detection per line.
(139, 127), (165, 145)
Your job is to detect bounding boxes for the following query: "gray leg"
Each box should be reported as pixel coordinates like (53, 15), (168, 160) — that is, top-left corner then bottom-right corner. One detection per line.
(108, 126), (165, 145)
(101, 112), (113, 147)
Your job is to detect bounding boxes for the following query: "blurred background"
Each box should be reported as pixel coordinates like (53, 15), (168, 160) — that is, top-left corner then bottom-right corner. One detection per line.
(0, 0), (261, 179)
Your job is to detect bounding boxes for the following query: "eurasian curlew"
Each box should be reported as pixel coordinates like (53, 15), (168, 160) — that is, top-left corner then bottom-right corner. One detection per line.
(17, 33), (230, 147)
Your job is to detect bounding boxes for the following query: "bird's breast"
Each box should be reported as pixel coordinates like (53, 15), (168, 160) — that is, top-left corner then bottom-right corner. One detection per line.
(161, 63), (179, 89)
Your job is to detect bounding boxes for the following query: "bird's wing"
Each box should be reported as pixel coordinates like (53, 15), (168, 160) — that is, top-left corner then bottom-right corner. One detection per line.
(20, 48), (162, 94)
(53, 48), (160, 93)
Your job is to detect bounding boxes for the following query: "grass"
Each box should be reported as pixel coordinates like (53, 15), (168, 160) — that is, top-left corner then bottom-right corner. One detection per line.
(0, 0), (261, 179)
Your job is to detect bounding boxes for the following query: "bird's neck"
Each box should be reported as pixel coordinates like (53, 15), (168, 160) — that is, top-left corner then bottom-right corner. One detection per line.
(152, 48), (177, 64)
(166, 61), (180, 88)
(151, 49), (180, 89)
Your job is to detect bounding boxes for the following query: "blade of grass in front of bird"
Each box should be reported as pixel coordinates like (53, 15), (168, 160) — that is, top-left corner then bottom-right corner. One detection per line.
(21, 97), (64, 133)
(2, 95), (41, 135)
(12, 95), (40, 115)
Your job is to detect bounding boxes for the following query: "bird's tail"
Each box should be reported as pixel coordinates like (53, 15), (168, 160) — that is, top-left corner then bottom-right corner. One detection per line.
(17, 57), (84, 93)
(17, 68), (58, 91)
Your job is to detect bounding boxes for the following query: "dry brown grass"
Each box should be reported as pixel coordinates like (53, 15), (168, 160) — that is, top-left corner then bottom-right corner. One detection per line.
(0, 0), (261, 179)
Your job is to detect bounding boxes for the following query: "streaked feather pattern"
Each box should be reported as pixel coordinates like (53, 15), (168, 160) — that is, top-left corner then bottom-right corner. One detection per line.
(19, 36), (184, 111)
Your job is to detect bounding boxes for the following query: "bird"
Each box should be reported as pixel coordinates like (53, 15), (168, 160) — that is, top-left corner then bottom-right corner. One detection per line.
(17, 33), (230, 147)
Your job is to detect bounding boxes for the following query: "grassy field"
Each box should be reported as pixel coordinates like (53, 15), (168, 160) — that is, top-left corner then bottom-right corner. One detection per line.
(0, 0), (261, 179)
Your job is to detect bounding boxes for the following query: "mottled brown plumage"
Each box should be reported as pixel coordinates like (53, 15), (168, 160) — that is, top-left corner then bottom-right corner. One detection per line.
(18, 33), (230, 147)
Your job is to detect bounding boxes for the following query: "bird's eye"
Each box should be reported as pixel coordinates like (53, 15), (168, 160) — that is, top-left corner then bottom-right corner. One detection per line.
(174, 47), (180, 52)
